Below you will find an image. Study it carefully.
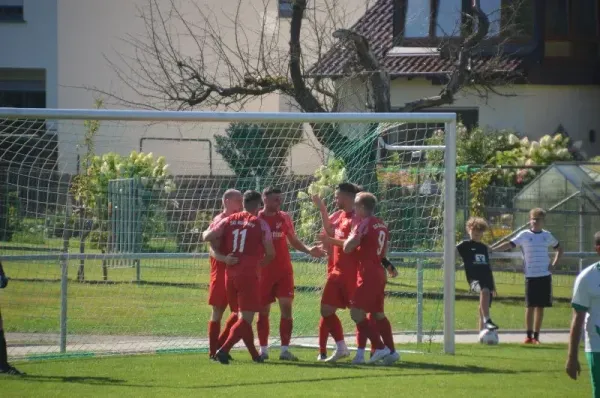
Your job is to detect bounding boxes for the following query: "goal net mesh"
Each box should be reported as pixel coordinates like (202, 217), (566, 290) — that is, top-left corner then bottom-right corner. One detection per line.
(0, 113), (449, 358)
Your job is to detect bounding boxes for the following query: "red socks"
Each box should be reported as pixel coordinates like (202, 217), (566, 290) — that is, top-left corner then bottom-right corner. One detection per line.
(356, 324), (367, 349)
(357, 319), (384, 350)
(280, 318), (293, 347)
(257, 313), (270, 347)
(218, 312), (238, 348)
(319, 317), (329, 354)
(377, 317), (395, 353)
(208, 321), (220, 357)
(323, 314), (344, 342)
(221, 318), (259, 359)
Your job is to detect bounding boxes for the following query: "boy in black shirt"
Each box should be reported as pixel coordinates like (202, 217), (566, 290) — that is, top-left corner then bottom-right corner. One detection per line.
(456, 217), (499, 331)
(0, 260), (24, 375)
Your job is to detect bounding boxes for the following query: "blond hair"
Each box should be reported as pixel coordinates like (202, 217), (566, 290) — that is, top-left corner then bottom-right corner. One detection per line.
(466, 217), (488, 232)
(529, 208), (546, 219)
(356, 192), (378, 212)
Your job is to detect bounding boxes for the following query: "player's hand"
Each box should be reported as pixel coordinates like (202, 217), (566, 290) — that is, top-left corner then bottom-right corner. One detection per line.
(0, 275), (8, 289)
(492, 290), (498, 297)
(223, 254), (238, 266)
(387, 267), (398, 278)
(308, 246), (327, 258)
(311, 195), (324, 208)
(566, 357), (581, 380)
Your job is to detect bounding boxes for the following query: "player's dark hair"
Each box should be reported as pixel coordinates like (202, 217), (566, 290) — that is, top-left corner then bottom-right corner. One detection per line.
(337, 182), (360, 195)
(352, 183), (364, 193)
(595, 231), (600, 246)
(243, 190), (263, 211)
(262, 186), (282, 196)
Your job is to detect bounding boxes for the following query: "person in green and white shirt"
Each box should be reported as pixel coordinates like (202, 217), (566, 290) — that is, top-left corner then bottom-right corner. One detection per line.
(567, 231), (600, 397)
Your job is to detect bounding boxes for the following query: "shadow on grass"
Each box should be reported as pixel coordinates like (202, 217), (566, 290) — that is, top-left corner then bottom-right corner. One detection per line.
(14, 374), (126, 385)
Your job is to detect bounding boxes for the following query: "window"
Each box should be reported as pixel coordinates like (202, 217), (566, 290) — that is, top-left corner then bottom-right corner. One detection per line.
(403, 0), (534, 40)
(545, 0), (599, 39)
(0, 0), (23, 22)
(279, 0), (293, 18)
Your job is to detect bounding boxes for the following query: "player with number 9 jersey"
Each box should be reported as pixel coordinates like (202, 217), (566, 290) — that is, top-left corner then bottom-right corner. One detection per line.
(208, 211), (273, 312)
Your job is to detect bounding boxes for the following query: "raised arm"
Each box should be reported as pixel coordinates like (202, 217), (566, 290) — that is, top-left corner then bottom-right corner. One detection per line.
(312, 195), (334, 237)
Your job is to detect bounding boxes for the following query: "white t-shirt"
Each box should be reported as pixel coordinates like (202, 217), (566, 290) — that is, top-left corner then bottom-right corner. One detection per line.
(572, 262), (600, 352)
(510, 229), (559, 278)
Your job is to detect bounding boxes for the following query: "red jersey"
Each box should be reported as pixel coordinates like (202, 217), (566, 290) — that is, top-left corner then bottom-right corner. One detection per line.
(208, 212), (229, 273)
(258, 210), (294, 275)
(329, 210), (360, 278)
(351, 216), (389, 282)
(211, 211), (273, 277)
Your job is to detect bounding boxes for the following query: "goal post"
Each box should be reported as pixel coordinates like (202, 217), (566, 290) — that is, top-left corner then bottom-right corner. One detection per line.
(0, 108), (457, 358)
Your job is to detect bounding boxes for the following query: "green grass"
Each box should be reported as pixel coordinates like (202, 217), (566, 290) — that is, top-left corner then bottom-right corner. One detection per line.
(0, 345), (591, 397)
(0, 258), (575, 338)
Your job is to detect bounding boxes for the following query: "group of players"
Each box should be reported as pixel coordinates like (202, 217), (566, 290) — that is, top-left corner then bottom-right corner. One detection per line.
(201, 183), (400, 365)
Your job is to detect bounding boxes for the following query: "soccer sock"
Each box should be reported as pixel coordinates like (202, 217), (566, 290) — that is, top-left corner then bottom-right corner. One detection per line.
(357, 319), (384, 350)
(533, 331), (540, 341)
(356, 324), (367, 349)
(218, 312), (238, 348)
(239, 319), (260, 359)
(324, 314), (344, 343)
(318, 317), (329, 354)
(208, 321), (221, 357)
(257, 313), (270, 348)
(280, 318), (293, 348)
(368, 315), (377, 354)
(220, 319), (245, 353)
(0, 329), (8, 368)
(377, 317), (396, 353)
(356, 348), (365, 359)
(527, 330), (533, 339)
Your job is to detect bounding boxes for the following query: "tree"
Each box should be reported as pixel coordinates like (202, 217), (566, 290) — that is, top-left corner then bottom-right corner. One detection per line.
(96, 0), (528, 192)
(215, 122), (303, 191)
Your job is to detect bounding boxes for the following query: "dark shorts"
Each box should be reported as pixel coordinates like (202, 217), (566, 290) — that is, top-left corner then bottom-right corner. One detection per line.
(525, 275), (552, 308)
(467, 267), (495, 293)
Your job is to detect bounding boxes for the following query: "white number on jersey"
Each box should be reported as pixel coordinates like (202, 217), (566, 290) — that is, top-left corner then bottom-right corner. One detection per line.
(232, 229), (248, 253)
(377, 230), (386, 255)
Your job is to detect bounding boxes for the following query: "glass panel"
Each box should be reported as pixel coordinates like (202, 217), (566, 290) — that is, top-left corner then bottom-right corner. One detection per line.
(571, 0), (598, 37)
(480, 0), (502, 36)
(436, 0), (463, 36)
(545, 0), (569, 37)
(405, 0), (431, 37)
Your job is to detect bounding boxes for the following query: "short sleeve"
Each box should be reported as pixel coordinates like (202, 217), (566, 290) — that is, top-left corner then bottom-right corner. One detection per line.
(456, 241), (467, 259)
(260, 219), (273, 242)
(210, 217), (229, 238)
(547, 232), (559, 248)
(282, 212), (296, 236)
(510, 231), (526, 247)
(329, 211), (342, 228)
(572, 273), (591, 312)
(349, 218), (369, 240)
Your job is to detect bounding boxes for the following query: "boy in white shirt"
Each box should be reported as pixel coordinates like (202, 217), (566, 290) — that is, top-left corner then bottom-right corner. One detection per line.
(566, 231), (600, 397)
(495, 208), (563, 344)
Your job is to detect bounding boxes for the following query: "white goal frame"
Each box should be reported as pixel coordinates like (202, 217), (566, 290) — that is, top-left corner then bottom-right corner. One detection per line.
(0, 108), (457, 354)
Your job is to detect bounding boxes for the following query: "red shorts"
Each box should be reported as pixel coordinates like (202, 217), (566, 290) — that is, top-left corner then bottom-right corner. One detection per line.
(321, 273), (357, 309)
(350, 277), (386, 313)
(208, 262), (230, 309)
(260, 272), (294, 306)
(226, 273), (261, 312)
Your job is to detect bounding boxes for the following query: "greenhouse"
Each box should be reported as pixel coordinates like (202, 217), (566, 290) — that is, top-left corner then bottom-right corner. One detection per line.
(512, 163), (600, 266)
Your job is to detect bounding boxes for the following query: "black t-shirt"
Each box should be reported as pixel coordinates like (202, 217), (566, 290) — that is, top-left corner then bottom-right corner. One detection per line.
(456, 240), (494, 287)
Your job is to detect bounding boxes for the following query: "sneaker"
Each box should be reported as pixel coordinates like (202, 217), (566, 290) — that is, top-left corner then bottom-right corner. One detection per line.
(317, 353), (327, 361)
(259, 352), (269, 360)
(382, 351), (400, 366)
(214, 350), (230, 365)
(253, 356), (265, 363)
(523, 337), (535, 344)
(324, 348), (350, 363)
(279, 351), (299, 361)
(351, 355), (366, 365)
(533, 339), (541, 345)
(0, 366), (25, 376)
(484, 319), (499, 330)
(368, 347), (391, 364)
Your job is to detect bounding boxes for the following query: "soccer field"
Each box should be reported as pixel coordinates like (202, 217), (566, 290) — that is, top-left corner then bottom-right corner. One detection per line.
(0, 345), (590, 397)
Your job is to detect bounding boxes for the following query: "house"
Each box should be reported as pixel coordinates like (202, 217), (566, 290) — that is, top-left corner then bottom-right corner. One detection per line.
(312, 0), (600, 157)
(0, 0), (372, 175)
